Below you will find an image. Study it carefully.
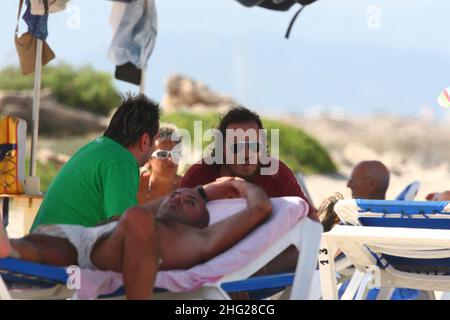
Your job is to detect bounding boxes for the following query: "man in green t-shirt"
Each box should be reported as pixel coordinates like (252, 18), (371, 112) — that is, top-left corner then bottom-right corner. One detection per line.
(31, 93), (161, 230)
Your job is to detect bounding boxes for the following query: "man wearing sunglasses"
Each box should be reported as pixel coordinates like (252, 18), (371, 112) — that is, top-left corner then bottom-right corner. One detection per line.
(181, 106), (318, 222)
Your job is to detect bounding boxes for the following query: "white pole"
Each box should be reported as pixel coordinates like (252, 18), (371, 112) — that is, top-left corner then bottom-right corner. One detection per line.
(139, 67), (146, 95)
(30, 39), (43, 178)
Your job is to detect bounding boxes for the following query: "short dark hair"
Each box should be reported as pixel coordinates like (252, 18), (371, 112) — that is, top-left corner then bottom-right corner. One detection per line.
(104, 93), (161, 147)
(217, 106), (264, 140)
(210, 106), (265, 160)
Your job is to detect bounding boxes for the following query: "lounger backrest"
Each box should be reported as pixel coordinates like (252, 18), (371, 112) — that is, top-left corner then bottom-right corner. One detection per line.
(394, 181), (420, 201)
(335, 199), (450, 228)
(334, 199), (450, 274)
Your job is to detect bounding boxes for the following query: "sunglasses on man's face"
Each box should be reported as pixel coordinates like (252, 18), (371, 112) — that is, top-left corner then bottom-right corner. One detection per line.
(228, 142), (262, 154)
(151, 149), (182, 160)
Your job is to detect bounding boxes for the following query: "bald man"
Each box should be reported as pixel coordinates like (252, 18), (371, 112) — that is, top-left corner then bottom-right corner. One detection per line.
(436, 191), (450, 201)
(347, 161), (390, 199)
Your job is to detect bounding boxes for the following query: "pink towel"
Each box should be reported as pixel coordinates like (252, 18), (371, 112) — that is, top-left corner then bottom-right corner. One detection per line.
(77, 197), (308, 298)
(76, 269), (123, 300)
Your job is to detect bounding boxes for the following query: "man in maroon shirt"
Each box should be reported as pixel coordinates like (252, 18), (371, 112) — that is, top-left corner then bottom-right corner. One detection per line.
(180, 106), (318, 222)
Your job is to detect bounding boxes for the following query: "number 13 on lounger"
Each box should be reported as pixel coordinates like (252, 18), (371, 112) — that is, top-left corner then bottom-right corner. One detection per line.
(319, 248), (329, 266)
(318, 238), (340, 300)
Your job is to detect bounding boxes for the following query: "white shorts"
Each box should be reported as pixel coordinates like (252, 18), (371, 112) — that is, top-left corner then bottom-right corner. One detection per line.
(32, 221), (119, 270)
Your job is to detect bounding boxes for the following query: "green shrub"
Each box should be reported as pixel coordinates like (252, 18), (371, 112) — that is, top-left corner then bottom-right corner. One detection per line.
(161, 110), (337, 174)
(263, 119), (337, 174)
(0, 64), (121, 115)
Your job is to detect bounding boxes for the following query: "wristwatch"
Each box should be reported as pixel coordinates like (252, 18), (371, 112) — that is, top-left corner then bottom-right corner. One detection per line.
(196, 186), (209, 203)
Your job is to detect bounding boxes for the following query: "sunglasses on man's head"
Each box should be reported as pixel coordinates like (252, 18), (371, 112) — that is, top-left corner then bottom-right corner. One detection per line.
(228, 142), (262, 154)
(151, 149), (182, 160)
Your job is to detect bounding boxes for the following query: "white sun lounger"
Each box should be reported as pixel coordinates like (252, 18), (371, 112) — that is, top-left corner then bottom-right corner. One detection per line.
(319, 199), (450, 300)
(332, 181), (421, 299)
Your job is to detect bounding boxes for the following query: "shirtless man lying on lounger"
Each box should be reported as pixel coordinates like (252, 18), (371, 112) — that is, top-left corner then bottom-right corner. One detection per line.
(0, 178), (272, 300)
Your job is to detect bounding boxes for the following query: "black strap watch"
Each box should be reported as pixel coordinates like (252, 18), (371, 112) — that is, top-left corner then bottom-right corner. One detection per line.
(196, 186), (209, 203)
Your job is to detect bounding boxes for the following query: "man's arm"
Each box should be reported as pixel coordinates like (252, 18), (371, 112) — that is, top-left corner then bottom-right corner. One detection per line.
(185, 181), (272, 267)
(201, 176), (242, 201)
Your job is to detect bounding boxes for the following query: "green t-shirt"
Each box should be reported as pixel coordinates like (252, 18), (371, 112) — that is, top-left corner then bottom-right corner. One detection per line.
(31, 136), (139, 230)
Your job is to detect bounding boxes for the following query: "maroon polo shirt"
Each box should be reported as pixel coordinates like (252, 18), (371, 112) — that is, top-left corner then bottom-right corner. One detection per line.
(180, 159), (318, 220)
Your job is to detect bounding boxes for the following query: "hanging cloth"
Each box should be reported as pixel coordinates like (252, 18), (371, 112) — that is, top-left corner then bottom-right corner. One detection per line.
(30, 0), (70, 16)
(23, 0), (49, 40)
(14, 0), (55, 75)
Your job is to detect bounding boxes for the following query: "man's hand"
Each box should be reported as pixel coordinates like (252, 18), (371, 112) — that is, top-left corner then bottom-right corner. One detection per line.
(227, 179), (253, 198)
(206, 178), (272, 213)
(185, 179), (272, 267)
(202, 177), (244, 200)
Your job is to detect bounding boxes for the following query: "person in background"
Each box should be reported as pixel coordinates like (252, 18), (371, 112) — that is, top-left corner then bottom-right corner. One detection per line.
(178, 106), (319, 284)
(343, 160), (418, 300)
(346, 160), (390, 200)
(320, 160), (390, 232)
(180, 106), (318, 221)
(138, 125), (183, 204)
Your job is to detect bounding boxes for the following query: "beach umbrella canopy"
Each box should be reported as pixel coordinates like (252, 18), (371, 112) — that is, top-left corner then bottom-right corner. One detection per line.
(235, 0), (317, 10)
(234, 0), (319, 38)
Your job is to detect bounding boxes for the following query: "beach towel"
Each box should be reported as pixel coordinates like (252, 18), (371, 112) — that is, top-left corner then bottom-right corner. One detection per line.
(14, 0), (55, 75)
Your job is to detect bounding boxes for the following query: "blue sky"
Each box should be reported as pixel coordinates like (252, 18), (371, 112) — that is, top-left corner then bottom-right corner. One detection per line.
(1, 0), (449, 119)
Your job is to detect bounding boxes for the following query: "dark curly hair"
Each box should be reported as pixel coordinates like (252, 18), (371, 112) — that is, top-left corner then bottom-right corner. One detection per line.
(208, 106), (268, 162)
(104, 93), (161, 147)
(319, 193), (344, 232)
(217, 106), (263, 141)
